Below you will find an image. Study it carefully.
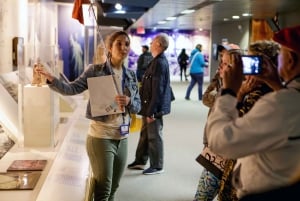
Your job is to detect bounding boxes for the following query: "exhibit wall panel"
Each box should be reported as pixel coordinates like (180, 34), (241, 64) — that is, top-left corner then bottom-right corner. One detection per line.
(0, 0), (28, 73)
(0, 83), (19, 141)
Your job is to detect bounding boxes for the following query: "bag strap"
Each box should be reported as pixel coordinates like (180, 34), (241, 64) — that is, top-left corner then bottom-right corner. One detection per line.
(189, 52), (200, 67)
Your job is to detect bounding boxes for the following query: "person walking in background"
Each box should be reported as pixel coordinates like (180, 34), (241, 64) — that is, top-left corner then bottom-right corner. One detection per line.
(177, 48), (189, 81)
(185, 44), (207, 100)
(127, 33), (173, 175)
(136, 45), (153, 84)
(206, 25), (300, 200)
(37, 31), (141, 201)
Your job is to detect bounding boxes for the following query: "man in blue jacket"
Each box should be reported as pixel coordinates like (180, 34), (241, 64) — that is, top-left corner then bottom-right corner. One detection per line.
(128, 33), (173, 175)
(185, 44), (207, 100)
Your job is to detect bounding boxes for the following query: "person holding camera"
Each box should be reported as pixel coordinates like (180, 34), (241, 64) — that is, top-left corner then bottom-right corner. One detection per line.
(218, 40), (280, 201)
(205, 25), (300, 200)
(193, 43), (240, 201)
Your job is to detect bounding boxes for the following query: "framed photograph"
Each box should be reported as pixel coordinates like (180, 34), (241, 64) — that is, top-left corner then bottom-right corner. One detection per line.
(7, 160), (47, 172)
(0, 171), (41, 190)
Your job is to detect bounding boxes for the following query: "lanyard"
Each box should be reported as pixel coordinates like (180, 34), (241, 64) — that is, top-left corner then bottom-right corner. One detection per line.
(116, 68), (130, 125)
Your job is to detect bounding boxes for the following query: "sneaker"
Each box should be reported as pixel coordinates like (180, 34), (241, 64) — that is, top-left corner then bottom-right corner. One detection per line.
(185, 97), (190, 100)
(142, 167), (164, 175)
(127, 162), (145, 170)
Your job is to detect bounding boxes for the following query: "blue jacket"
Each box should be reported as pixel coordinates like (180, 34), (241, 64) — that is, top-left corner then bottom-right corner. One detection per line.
(48, 61), (141, 122)
(189, 48), (206, 74)
(139, 53), (172, 118)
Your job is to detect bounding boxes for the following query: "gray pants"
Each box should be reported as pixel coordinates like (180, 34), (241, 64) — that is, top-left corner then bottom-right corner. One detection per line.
(134, 117), (164, 169)
(86, 136), (128, 201)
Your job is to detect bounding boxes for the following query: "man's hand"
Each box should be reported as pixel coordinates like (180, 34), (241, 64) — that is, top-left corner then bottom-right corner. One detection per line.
(256, 55), (283, 91)
(146, 116), (155, 123)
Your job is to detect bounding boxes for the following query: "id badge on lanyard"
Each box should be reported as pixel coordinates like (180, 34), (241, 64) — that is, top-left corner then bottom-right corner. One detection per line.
(119, 69), (130, 136)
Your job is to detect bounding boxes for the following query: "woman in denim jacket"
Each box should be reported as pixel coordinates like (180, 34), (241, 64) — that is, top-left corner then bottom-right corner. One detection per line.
(38, 31), (141, 201)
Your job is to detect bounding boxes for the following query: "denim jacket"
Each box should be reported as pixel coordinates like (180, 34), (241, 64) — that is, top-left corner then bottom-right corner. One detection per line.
(48, 62), (141, 122)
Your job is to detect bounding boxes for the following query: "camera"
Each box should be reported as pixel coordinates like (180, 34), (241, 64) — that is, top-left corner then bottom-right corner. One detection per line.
(241, 55), (262, 75)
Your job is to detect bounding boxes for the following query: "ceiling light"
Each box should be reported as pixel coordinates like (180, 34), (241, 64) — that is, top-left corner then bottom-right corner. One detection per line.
(181, 9), (195, 14)
(232, 15), (240, 19)
(242, 13), (252, 17)
(157, 21), (167, 24)
(223, 18), (229, 21)
(166, 17), (177, 21)
(115, 3), (122, 10)
(115, 10), (126, 14)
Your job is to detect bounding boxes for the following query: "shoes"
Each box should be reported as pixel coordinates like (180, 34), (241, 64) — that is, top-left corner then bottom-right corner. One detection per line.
(127, 162), (145, 170)
(142, 167), (164, 175)
(185, 97), (190, 100)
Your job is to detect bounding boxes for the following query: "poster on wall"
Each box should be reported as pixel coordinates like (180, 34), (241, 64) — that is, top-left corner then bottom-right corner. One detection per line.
(128, 29), (211, 81)
(58, 5), (86, 81)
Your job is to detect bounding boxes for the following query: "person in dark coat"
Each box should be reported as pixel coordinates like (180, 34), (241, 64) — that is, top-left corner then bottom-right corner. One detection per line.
(128, 33), (173, 175)
(177, 48), (189, 81)
(136, 45), (153, 83)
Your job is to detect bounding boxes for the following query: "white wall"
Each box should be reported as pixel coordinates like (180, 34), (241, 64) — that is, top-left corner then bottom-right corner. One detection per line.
(209, 20), (250, 77)
(0, 0), (28, 74)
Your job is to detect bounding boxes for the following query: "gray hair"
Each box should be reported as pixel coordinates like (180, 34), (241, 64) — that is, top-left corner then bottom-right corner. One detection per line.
(156, 33), (169, 50)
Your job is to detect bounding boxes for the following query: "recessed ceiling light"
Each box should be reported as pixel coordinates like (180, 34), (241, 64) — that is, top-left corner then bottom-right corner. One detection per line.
(181, 9), (195, 14)
(242, 13), (252, 17)
(157, 21), (167, 24)
(115, 3), (122, 10)
(166, 17), (177, 21)
(115, 10), (126, 14)
(232, 15), (240, 19)
(223, 18), (229, 21)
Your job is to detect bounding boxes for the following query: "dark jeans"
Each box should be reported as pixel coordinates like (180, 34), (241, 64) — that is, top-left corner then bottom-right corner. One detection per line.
(185, 72), (204, 100)
(180, 65), (188, 81)
(134, 117), (164, 169)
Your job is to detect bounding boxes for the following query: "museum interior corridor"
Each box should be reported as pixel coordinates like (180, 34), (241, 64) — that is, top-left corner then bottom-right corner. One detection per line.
(0, 80), (212, 201)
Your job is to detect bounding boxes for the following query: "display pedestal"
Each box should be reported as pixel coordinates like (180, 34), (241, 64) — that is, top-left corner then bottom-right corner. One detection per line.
(23, 85), (58, 147)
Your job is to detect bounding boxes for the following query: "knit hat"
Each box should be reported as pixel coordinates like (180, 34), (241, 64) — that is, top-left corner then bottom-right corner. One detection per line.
(273, 25), (300, 54)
